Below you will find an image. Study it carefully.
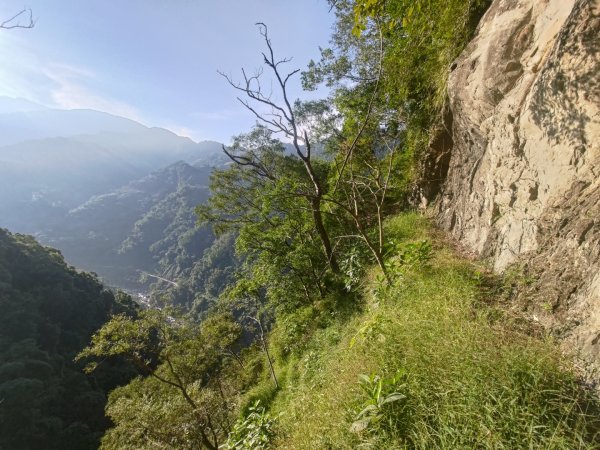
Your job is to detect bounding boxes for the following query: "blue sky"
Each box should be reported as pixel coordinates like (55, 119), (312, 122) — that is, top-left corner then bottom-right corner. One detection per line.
(0, 1), (335, 143)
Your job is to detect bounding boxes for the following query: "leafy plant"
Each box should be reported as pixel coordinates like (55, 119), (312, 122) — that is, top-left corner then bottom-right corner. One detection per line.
(339, 246), (368, 291)
(349, 312), (390, 348)
(371, 239), (433, 298)
(223, 401), (276, 450)
(350, 369), (408, 435)
(386, 239), (432, 273)
(389, 239), (432, 266)
(372, 274), (390, 300)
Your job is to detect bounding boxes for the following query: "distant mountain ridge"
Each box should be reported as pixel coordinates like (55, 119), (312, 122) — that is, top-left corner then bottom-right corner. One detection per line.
(0, 96), (225, 234)
(0, 97), (231, 293)
(0, 96), (48, 114)
(0, 108), (146, 147)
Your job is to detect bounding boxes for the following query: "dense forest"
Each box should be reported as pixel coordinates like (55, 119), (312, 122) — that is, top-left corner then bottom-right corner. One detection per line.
(50, 161), (217, 292)
(0, 230), (136, 449)
(3, 0), (600, 449)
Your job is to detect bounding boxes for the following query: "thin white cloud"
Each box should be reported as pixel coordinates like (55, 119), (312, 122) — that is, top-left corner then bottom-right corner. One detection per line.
(162, 124), (200, 141)
(43, 63), (144, 122)
(0, 31), (142, 121)
(0, 31), (47, 102)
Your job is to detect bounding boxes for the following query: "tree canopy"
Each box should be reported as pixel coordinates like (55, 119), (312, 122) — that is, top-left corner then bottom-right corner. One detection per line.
(0, 229), (136, 450)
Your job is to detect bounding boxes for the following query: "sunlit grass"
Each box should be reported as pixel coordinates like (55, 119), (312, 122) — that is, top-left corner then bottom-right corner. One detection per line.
(261, 213), (600, 449)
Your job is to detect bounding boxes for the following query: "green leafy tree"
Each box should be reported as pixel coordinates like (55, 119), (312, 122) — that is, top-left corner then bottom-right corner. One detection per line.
(77, 310), (242, 449)
(298, 0), (491, 281)
(223, 278), (280, 389)
(0, 229), (136, 450)
(197, 126), (330, 307)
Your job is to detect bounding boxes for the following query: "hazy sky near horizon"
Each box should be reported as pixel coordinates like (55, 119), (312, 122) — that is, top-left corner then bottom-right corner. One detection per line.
(0, 1), (335, 143)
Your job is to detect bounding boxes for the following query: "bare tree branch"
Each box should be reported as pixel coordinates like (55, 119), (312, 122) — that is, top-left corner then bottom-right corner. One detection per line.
(221, 143), (277, 180)
(219, 22), (341, 273)
(1, 8), (35, 29)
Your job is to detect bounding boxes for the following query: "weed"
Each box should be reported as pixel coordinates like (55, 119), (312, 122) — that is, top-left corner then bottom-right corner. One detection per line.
(223, 401), (276, 450)
(350, 369), (409, 436)
(339, 246), (369, 292)
(385, 239), (432, 272)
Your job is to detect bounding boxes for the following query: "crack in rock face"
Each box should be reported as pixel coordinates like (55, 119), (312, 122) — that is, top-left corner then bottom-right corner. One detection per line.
(428, 0), (600, 383)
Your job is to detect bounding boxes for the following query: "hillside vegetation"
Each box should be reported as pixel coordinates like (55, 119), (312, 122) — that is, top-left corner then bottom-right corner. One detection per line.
(20, 0), (600, 449)
(268, 214), (600, 449)
(0, 230), (136, 449)
(48, 161), (216, 293)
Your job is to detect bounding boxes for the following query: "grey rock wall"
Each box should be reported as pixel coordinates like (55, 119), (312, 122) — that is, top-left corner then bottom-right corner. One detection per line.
(431, 0), (600, 379)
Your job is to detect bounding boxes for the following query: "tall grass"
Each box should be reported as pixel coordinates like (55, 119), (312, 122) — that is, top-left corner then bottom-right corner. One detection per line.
(264, 213), (600, 449)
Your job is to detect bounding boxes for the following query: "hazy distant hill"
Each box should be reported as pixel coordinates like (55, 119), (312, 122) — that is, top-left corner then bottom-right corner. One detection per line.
(41, 161), (217, 292)
(0, 97), (234, 295)
(0, 96), (49, 114)
(0, 97), (146, 147)
(0, 108), (146, 147)
(0, 97), (224, 234)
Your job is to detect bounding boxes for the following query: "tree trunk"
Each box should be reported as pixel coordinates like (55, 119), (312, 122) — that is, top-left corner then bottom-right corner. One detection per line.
(257, 318), (279, 389)
(354, 217), (390, 284)
(311, 197), (339, 274)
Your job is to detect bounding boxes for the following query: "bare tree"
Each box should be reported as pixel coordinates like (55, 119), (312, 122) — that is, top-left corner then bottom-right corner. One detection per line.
(330, 138), (398, 283)
(220, 21), (399, 284)
(246, 314), (279, 389)
(1, 8), (35, 29)
(219, 23), (340, 274)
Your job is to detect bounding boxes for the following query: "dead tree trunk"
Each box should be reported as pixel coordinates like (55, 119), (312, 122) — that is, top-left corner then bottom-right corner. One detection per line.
(219, 22), (340, 274)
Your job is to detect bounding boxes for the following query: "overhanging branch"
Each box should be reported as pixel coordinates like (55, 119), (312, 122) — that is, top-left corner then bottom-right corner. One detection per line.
(1, 9), (35, 29)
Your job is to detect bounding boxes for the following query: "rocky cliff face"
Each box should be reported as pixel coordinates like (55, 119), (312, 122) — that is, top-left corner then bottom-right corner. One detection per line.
(429, 0), (600, 380)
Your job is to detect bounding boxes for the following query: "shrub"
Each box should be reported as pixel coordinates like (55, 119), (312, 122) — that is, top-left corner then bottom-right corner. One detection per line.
(351, 369), (409, 437)
(223, 401), (276, 450)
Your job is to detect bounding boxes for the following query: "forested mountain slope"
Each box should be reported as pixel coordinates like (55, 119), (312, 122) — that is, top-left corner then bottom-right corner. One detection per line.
(78, 0), (600, 448)
(0, 230), (136, 450)
(0, 99), (224, 234)
(43, 161), (217, 293)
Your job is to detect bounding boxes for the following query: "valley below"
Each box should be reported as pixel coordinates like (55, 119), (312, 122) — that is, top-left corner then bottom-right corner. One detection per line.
(1, 0), (599, 448)
(0, 98), (228, 299)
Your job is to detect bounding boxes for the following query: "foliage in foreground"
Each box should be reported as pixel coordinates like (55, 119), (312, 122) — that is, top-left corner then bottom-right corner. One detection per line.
(265, 214), (600, 449)
(223, 401), (276, 450)
(77, 310), (242, 450)
(0, 229), (136, 450)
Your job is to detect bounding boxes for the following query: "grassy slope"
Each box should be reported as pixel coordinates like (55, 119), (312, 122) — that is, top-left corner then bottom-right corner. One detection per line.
(254, 213), (599, 449)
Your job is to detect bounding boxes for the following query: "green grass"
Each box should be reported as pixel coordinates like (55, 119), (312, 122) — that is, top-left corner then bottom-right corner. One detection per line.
(258, 213), (600, 449)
